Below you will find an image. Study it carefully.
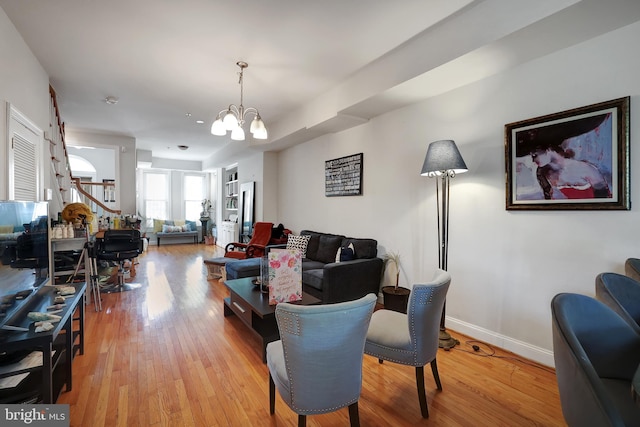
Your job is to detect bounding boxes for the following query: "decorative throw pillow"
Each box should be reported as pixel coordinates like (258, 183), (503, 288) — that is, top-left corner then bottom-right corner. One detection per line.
(335, 242), (356, 263)
(186, 220), (197, 232)
(286, 234), (311, 258)
(153, 219), (165, 233)
(174, 219), (186, 227)
(0, 225), (13, 233)
(162, 224), (182, 233)
(181, 224), (190, 232)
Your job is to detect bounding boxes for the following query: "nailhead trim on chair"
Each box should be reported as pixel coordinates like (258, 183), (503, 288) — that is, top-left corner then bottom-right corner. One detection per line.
(411, 287), (431, 364)
(279, 313), (301, 336)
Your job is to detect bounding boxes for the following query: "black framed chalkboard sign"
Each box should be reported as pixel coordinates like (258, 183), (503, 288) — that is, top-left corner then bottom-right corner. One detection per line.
(325, 153), (363, 197)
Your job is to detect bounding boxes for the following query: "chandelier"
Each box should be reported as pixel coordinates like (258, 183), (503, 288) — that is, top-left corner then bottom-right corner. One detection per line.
(211, 61), (268, 141)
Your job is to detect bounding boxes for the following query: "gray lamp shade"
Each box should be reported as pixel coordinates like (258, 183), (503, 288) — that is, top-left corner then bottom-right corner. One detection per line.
(420, 140), (468, 176)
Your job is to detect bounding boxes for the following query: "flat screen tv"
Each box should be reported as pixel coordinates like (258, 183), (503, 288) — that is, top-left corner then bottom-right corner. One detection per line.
(0, 201), (50, 324)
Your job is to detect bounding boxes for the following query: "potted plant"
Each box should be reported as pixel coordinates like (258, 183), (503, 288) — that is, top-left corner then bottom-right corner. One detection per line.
(381, 251), (411, 313)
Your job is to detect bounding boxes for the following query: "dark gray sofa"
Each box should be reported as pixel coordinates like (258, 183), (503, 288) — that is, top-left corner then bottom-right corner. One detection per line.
(299, 230), (383, 303)
(225, 230), (383, 304)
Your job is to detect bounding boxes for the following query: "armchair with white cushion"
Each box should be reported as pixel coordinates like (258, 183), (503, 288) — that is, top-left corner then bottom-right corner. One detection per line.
(364, 269), (451, 418)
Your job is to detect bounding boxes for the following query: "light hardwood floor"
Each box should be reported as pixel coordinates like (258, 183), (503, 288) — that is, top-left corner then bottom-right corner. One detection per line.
(58, 243), (565, 426)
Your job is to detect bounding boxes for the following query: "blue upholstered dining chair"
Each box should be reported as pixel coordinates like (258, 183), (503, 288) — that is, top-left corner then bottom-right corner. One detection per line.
(596, 272), (640, 334)
(552, 293), (640, 426)
(364, 269), (451, 418)
(266, 293), (377, 427)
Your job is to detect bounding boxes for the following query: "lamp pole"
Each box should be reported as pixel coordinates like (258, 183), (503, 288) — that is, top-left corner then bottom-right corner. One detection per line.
(435, 171), (460, 350)
(420, 140), (468, 350)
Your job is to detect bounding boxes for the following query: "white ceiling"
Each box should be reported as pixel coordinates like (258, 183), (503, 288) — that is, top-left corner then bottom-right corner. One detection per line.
(2, 0), (638, 167)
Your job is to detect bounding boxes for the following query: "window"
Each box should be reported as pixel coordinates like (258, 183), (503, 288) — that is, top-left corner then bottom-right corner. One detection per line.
(184, 174), (205, 221)
(143, 171), (169, 223)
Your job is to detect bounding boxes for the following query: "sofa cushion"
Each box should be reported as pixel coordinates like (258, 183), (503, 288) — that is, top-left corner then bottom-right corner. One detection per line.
(300, 231), (342, 259)
(303, 269), (324, 291)
(286, 234), (311, 257)
(186, 220), (197, 231)
(153, 219), (165, 233)
(162, 224), (182, 233)
(302, 259), (325, 271)
(310, 235), (341, 264)
(342, 238), (378, 259)
(300, 230), (321, 260)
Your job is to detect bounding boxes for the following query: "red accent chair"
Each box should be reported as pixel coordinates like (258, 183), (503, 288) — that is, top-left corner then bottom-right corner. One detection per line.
(224, 222), (273, 259)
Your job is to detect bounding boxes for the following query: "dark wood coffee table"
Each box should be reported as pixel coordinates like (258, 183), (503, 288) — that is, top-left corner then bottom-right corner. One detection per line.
(223, 277), (321, 362)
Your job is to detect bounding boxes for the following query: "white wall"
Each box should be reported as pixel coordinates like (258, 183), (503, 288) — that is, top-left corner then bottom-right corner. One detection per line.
(236, 151), (282, 225)
(278, 21), (640, 366)
(65, 129), (136, 215)
(0, 8), (49, 200)
(262, 152), (279, 223)
(238, 153), (263, 223)
(67, 146), (115, 181)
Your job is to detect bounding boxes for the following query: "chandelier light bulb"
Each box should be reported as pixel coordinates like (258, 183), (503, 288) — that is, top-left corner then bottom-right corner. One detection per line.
(231, 126), (245, 141)
(223, 111), (238, 130)
(211, 118), (226, 136)
(250, 117), (268, 139)
(253, 127), (268, 140)
(249, 116), (261, 132)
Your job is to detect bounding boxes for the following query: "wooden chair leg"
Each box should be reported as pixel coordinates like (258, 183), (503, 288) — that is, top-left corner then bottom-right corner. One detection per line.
(298, 414), (306, 427)
(348, 402), (360, 427)
(431, 358), (443, 390)
(416, 366), (429, 418)
(269, 373), (275, 415)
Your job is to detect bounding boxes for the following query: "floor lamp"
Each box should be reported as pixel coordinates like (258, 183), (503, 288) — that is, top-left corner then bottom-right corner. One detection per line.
(421, 140), (468, 350)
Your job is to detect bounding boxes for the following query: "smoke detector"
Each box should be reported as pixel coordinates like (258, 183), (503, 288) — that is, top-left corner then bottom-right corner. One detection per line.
(104, 96), (119, 105)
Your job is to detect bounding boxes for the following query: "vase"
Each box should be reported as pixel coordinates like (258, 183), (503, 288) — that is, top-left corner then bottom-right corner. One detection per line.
(259, 255), (269, 294)
(382, 286), (410, 313)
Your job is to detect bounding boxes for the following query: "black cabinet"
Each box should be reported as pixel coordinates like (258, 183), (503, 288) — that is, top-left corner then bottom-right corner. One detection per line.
(0, 282), (85, 403)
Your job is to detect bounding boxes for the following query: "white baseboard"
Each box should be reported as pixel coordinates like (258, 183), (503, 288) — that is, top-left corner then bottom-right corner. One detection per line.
(446, 316), (555, 368)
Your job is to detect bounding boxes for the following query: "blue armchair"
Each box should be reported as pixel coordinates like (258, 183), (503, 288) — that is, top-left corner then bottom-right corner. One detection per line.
(266, 293), (376, 427)
(551, 293), (640, 426)
(596, 272), (640, 334)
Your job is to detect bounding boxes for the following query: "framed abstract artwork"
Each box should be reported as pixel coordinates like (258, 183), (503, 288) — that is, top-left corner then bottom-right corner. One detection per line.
(505, 97), (630, 210)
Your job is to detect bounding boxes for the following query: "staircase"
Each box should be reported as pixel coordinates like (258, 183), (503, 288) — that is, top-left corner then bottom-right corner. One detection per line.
(48, 86), (121, 217)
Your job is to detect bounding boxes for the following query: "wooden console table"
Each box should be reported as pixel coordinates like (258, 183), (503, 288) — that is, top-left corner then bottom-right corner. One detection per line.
(0, 282), (86, 404)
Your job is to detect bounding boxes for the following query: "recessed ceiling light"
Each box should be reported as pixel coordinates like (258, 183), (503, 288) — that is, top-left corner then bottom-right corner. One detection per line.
(178, 145), (189, 150)
(104, 96), (119, 105)
(185, 112), (192, 117)
(196, 120), (204, 124)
